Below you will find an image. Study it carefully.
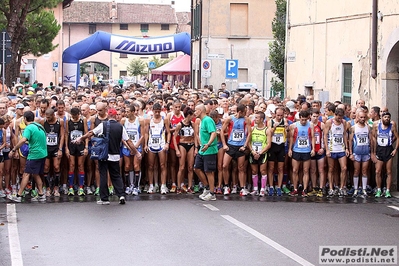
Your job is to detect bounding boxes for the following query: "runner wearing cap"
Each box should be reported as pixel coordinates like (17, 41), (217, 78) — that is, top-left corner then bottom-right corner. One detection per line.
(371, 111), (399, 198)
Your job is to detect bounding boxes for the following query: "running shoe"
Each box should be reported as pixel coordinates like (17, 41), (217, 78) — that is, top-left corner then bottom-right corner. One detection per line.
(327, 189), (334, 198)
(68, 188), (74, 196)
(132, 187), (139, 196)
(282, 186), (291, 194)
(119, 196), (126, 205)
(223, 186), (230, 195)
(109, 186), (114, 195)
(187, 187), (194, 194)
(316, 189), (324, 198)
(176, 187), (182, 194)
(338, 188), (344, 198)
(352, 189), (358, 198)
(366, 185), (373, 194)
(307, 189), (318, 197)
(147, 186), (154, 194)
(289, 190), (298, 197)
(8, 194), (21, 202)
(0, 190), (6, 198)
(342, 187), (348, 196)
(375, 189), (382, 198)
(231, 185), (238, 194)
(181, 185), (188, 193)
(298, 184), (303, 192)
(268, 186), (275, 196)
(5, 188), (11, 195)
(170, 184), (177, 193)
(347, 187), (355, 195)
(250, 190), (259, 196)
(199, 189), (209, 200)
(239, 188), (249, 196)
(143, 184), (149, 192)
(97, 200), (110, 205)
(385, 190), (392, 198)
(202, 193), (216, 201)
(45, 187), (52, 197)
(215, 187), (223, 194)
(11, 188), (17, 197)
(94, 187), (100, 196)
(259, 189), (265, 197)
(360, 190), (368, 198)
(301, 190), (307, 197)
(161, 185), (168, 195)
(86, 186), (93, 195)
(53, 187), (60, 197)
(154, 184), (160, 193)
(193, 184), (200, 193)
(78, 188), (85, 196)
(276, 187), (282, 196)
(63, 186), (69, 195)
(125, 186), (131, 195)
(31, 194), (46, 202)
(31, 189), (38, 198)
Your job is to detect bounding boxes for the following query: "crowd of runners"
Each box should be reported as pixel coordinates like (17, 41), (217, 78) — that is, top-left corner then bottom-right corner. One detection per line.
(0, 80), (397, 202)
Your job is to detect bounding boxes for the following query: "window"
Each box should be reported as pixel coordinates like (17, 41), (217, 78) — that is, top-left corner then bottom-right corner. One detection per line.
(230, 3), (248, 36)
(89, 24), (96, 34)
(120, 71), (127, 77)
(193, 3), (202, 40)
(161, 53), (169, 59)
(342, 63), (352, 104)
(140, 24), (149, 31)
(161, 24), (169, 30)
(120, 24), (128, 30)
(120, 53), (127, 58)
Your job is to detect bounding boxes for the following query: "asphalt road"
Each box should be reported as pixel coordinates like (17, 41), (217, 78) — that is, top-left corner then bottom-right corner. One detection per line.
(1, 193), (399, 266)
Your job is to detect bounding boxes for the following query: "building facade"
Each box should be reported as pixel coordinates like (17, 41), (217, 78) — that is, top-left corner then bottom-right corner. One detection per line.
(285, 0), (399, 189)
(190, 0), (276, 94)
(63, 1), (179, 84)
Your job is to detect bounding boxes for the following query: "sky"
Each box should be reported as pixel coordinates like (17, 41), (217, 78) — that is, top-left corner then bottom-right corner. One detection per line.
(74, 0), (190, 12)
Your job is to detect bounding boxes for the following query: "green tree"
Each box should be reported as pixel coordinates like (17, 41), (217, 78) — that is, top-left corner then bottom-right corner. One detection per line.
(20, 11), (61, 58)
(269, 0), (286, 95)
(127, 58), (147, 77)
(0, 0), (62, 86)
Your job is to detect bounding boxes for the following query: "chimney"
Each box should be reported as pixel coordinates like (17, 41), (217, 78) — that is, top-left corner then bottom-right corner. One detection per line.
(109, 0), (117, 20)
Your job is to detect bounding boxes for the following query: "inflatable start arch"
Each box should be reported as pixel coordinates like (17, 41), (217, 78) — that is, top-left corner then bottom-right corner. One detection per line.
(62, 31), (191, 87)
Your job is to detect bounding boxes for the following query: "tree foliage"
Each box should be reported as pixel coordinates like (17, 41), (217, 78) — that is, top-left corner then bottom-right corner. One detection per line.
(269, 0), (286, 93)
(127, 58), (147, 77)
(20, 10), (61, 57)
(0, 0), (62, 86)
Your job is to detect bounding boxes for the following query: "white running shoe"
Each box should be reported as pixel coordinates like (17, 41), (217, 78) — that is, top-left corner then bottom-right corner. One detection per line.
(223, 186), (230, 195)
(160, 185), (168, 195)
(132, 187), (139, 196)
(231, 185), (238, 194)
(0, 190), (6, 198)
(202, 193), (216, 201)
(199, 189), (209, 200)
(86, 187), (93, 195)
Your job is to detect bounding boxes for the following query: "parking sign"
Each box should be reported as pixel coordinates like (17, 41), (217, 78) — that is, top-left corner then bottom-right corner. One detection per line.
(52, 62), (59, 71)
(225, 59), (238, 79)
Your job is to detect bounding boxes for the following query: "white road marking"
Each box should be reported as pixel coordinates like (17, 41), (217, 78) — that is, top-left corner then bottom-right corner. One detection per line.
(388, 205), (399, 212)
(7, 204), (23, 266)
(221, 215), (314, 266)
(203, 204), (219, 211)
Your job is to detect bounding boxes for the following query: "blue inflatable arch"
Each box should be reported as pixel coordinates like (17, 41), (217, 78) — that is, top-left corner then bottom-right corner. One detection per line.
(62, 31), (191, 87)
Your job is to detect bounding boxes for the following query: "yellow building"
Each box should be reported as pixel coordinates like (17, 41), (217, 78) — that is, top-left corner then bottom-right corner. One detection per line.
(286, 0), (399, 189)
(190, 0), (276, 94)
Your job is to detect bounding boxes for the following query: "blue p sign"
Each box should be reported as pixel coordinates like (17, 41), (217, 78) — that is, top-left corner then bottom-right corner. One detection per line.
(226, 59), (238, 79)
